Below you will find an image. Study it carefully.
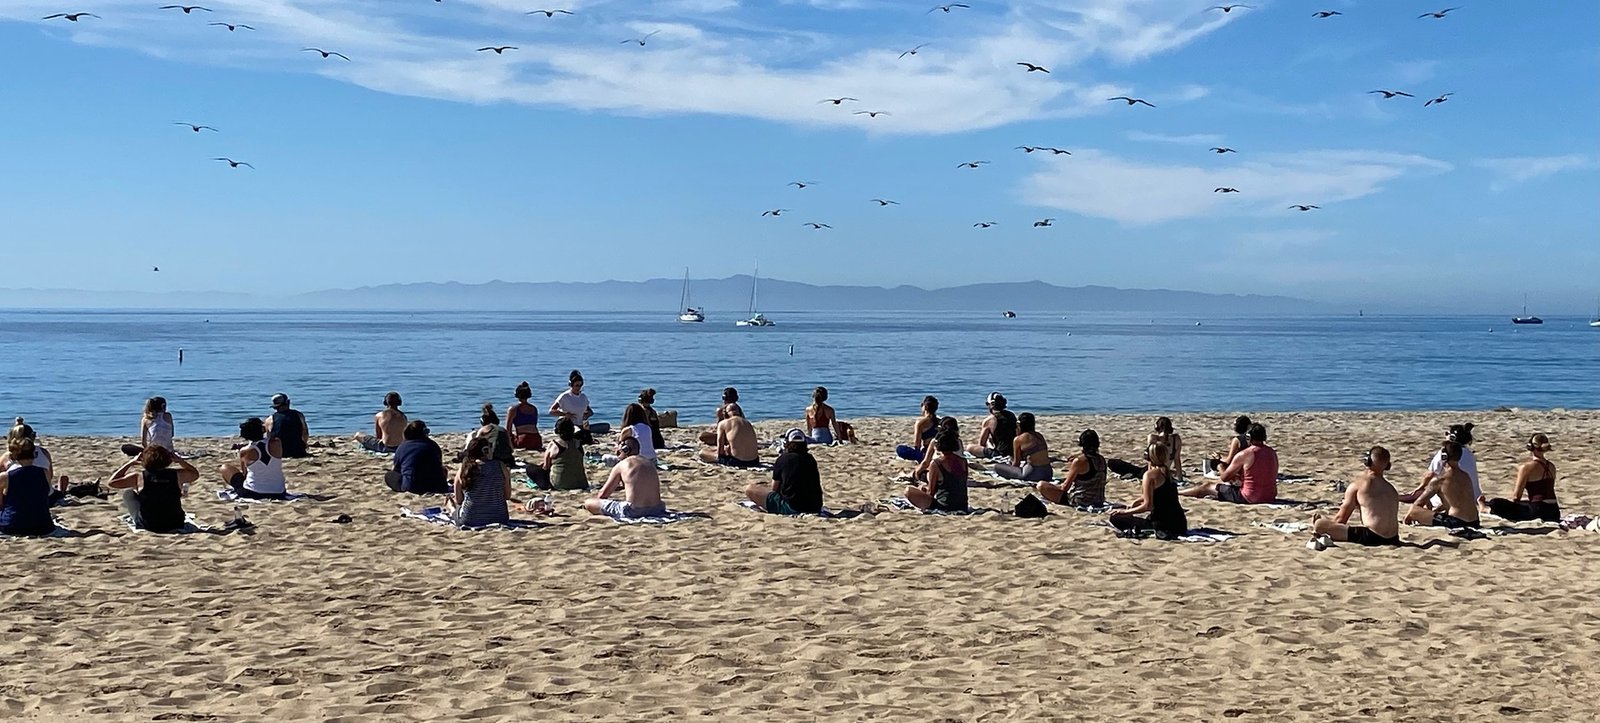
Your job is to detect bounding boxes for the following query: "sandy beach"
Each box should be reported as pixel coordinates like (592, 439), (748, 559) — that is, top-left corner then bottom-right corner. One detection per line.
(6, 409), (1600, 721)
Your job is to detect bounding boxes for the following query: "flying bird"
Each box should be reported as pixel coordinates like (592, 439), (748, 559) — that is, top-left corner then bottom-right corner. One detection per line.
(761, 209), (789, 217)
(213, 158), (253, 169)
(1289, 204), (1320, 211)
(42, 12), (99, 21)
(973, 222), (997, 228)
(1214, 187), (1240, 193)
(1424, 92), (1454, 107)
(1312, 10), (1342, 18)
(1210, 147), (1236, 154)
(526, 9), (573, 17)
(1017, 62), (1050, 73)
(1209, 4), (1253, 12)
(853, 110), (890, 118)
(1016, 146), (1042, 153)
(927, 3), (970, 13)
(804, 222), (833, 230)
(871, 199), (899, 206)
(819, 97), (859, 105)
(621, 31), (660, 46)
(302, 48), (350, 60)
(1108, 96), (1156, 108)
(159, 5), (212, 13)
(788, 181), (816, 189)
(152, 266), (160, 272)
(899, 43), (929, 59)
(1418, 7), (1460, 19)
(1043, 147), (1072, 155)
(174, 122), (218, 133)
(1368, 90), (1414, 99)
(957, 161), (989, 169)
(1033, 218), (1055, 227)
(477, 46), (518, 54)
(209, 22), (254, 31)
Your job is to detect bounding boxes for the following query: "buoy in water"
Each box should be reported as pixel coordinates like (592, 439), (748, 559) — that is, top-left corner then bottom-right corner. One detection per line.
(788, 344), (794, 356)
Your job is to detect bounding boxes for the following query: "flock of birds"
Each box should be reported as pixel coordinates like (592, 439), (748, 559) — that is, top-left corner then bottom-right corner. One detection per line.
(37, 3), (1472, 239)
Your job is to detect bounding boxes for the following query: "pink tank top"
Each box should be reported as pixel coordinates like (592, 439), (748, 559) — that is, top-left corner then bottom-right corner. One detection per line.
(1240, 445), (1279, 504)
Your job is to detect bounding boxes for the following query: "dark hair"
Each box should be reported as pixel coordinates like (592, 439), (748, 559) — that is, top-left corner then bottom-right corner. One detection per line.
(1078, 428), (1100, 453)
(1017, 412), (1037, 434)
(785, 437), (809, 455)
(1247, 423), (1267, 443)
(7, 436), (36, 462)
(144, 396), (168, 417)
(921, 395), (939, 414)
(622, 403), (646, 428)
(515, 382), (533, 402)
(813, 386), (829, 403)
(554, 417), (579, 443)
(639, 388), (656, 404)
(1447, 422), (1475, 446)
(1364, 445), (1391, 471)
(1441, 440), (1463, 463)
(988, 393), (1008, 410)
(568, 370), (584, 386)
(1233, 415), (1252, 435)
(461, 436), (491, 491)
(239, 417), (267, 442)
(403, 420), (429, 441)
(935, 417), (961, 453)
(384, 391), (402, 409)
(722, 387), (739, 403)
(480, 403), (500, 427)
(1155, 416), (1173, 435)
(139, 445), (174, 470)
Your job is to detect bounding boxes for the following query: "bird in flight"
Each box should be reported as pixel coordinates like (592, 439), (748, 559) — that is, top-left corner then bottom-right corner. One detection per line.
(761, 209), (789, 217)
(159, 5), (212, 13)
(1210, 4), (1253, 12)
(1368, 90), (1414, 99)
(871, 199), (899, 206)
(1312, 10), (1342, 18)
(928, 3), (970, 13)
(174, 122), (218, 133)
(819, 97), (859, 105)
(152, 266), (160, 272)
(1016, 146), (1043, 153)
(527, 9), (573, 17)
(973, 222), (997, 228)
(1033, 218), (1055, 228)
(1424, 92), (1454, 107)
(1289, 204), (1320, 211)
(788, 181), (816, 189)
(303, 48), (350, 60)
(1043, 147), (1071, 155)
(1418, 7), (1460, 19)
(1017, 62), (1050, 73)
(1210, 147), (1236, 154)
(957, 161), (989, 169)
(1108, 96), (1156, 108)
(1214, 187), (1241, 194)
(804, 222), (833, 230)
(477, 46), (518, 54)
(213, 158), (253, 169)
(899, 44), (929, 59)
(42, 12), (98, 21)
(853, 110), (890, 118)
(209, 22), (254, 31)
(621, 31), (660, 46)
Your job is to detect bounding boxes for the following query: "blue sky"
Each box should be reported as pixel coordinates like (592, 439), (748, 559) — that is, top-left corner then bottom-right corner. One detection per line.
(2, 0), (1597, 312)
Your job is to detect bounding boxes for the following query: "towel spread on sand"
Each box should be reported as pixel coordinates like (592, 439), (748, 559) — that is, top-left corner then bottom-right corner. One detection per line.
(1255, 521), (1311, 534)
(735, 500), (868, 519)
(885, 497), (1000, 516)
(604, 509), (708, 525)
(216, 489), (310, 503)
(695, 459), (772, 472)
(1088, 520), (1238, 543)
(398, 507), (543, 530)
(976, 470), (1044, 487)
(118, 513), (210, 534)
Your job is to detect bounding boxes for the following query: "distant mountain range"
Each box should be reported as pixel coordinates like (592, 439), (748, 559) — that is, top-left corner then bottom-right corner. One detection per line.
(0, 276), (1324, 313)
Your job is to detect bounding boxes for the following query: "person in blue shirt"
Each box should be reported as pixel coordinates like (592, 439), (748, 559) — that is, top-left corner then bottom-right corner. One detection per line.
(386, 421), (449, 494)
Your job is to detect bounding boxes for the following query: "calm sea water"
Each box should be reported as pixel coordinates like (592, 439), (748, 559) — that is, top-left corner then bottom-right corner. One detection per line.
(2, 309), (1597, 437)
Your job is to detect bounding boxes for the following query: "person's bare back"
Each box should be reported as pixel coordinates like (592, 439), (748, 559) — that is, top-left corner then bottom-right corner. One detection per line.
(1351, 471), (1401, 539)
(719, 416), (759, 463)
(614, 454), (662, 510)
(375, 408), (407, 448)
(1433, 466), (1479, 523)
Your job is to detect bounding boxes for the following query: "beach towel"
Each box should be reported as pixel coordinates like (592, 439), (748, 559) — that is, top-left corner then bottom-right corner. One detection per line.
(1254, 521), (1311, 534)
(885, 497), (1000, 516)
(695, 458), (772, 472)
(735, 500), (868, 519)
(397, 507), (543, 530)
(1263, 499), (1327, 510)
(118, 513), (211, 534)
(216, 489), (311, 504)
(0, 519), (81, 539)
(601, 509), (709, 525)
(975, 470), (1043, 488)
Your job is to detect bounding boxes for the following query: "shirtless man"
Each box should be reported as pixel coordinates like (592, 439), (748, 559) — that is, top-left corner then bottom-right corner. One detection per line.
(355, 392), (407, 453)
(698, 387), (744, 446)
(1312, 446), (1401, 546)
(584, 437), (665, 520)
(698, 406), (761, 468)
(1404, 441), (1480, 530)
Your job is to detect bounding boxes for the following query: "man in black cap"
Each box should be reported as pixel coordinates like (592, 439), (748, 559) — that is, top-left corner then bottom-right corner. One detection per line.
(266, 392), (311, 458)
(967, 392), (1017, 461)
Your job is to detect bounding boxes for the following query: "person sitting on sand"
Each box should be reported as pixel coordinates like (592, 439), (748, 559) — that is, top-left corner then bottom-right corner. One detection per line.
(993, 413), (1054, 482)
(699, 387), (743, 446)
(804, 387), (858, 445)
(1483, 433), (1560, 523)
(506, 382), (544, 451)
(1109, 442), (1187, 538)
(266, 393), (310, 458)
(637, 388), (667, 451)
(2, 418), (54, 479)
(1040, 429), (1109, 506)
(1312, 446), (1401, 547)
(967, 393), (1018, 460)
(544, 417), (589, 491)
(355, 392), (407, 454)
(119, 396), (176, 457)
(1149, 416), (1182, 472)
(0, 437), (66, 537)
(746, 429), (824, 515)
(1182, 422), (1278, 505)
(467, 403), (517, 469)
(109, 446), (201, 533)
(894, 396), (941, 462)
(699, 406), (762, 468)
(387, 420), (449, 494)
(450, 436), (514, 527)
(585, 437), (666, 520)
(617, 403), (659, 462)
(1204, 415), (1252, 475)
(905, 419), (969, 512)
(1401, 422), (1481, 504)
(220, 417), (289, 500)
(550, 370), (609, 435)
(1405, 441), (1479, 530)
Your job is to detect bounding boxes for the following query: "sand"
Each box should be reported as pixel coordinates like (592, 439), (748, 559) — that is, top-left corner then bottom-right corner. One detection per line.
(5, 409), (1600, 721)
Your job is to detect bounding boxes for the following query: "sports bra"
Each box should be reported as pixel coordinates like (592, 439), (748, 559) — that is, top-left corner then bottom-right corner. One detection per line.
(1525, 460), (1557, 502)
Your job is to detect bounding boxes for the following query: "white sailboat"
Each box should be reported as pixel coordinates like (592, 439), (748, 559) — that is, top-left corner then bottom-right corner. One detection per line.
(677, 268), (704, 323)
(1590, 297), (1600, 328)
(735, 266), (775, 327)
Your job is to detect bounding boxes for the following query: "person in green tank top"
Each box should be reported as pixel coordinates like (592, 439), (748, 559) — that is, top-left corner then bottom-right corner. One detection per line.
(543, 417), (589, 491)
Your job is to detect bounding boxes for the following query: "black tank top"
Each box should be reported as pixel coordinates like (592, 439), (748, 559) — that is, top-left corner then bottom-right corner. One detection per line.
(991, 411), (1017, 456)
(1149, 472), (1187, 535)
(139, 468), (186, 533)
(1526, 460), (1557, 502)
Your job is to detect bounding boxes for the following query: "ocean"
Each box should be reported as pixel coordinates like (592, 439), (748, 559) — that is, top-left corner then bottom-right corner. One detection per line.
(2, 309), (1596, 437)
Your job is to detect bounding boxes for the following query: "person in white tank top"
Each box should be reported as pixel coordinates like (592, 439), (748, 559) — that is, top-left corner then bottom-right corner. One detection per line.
(121, 397), (177, 457)
(219, 418), (289, 500)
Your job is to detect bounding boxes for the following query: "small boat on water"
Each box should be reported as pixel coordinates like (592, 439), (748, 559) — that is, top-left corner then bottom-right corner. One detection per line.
(1512, 295), (1543, 325)
(1590, 298), (1600, 328)
(1002, 310), (1016, 319)
(735, 265), (775, 327)
(677, 268), (704, 323)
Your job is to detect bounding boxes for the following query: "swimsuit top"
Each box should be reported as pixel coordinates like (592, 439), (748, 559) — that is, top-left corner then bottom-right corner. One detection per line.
(1017, 433), (1047, 460)
(509, 404), (540, 429)
(918, 418), (938, 441)
(1526, 460), (1557, 502)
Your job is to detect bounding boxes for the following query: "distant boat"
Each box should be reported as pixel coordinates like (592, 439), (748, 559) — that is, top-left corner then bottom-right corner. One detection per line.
(1002, 310), (1016, 318)
(735, 265), (775, 327)
(1591, 298), (1600, 328)
(1512, 295), (1543, 325)
(677, 268), (704, 323)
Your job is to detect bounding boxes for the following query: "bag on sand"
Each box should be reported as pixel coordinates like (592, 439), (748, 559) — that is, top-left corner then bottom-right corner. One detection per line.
(1015, 494), (1048, 518)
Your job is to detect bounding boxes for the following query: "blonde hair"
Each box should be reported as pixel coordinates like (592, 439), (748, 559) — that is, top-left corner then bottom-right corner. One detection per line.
(7, 436), (36, 462)
(1146, 441), (1171, 472)
(1529, 433), (1553, 453)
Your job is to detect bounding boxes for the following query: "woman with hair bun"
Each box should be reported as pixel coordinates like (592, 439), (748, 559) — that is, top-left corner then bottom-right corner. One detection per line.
(1483, 433), (1560, 522)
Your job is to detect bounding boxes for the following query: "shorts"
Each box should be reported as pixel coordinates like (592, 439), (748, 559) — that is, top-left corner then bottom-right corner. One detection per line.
(359, 438), (397, 454)
(1346, 526), (1401, 547)
(1430, 512), (1479, 530)
(764, 491), (799, 515)
(1215, 483), (1250, 505)
(513, 432), (543, 451)
(808, 427), (835, 445)
(598, 499), (667, 520)
(718, 454), (762, 469)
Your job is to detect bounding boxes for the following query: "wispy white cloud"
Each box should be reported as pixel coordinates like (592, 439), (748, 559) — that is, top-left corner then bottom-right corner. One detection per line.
(1474, 154), (1599, 191)
(1022, 149), (1451, 225)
